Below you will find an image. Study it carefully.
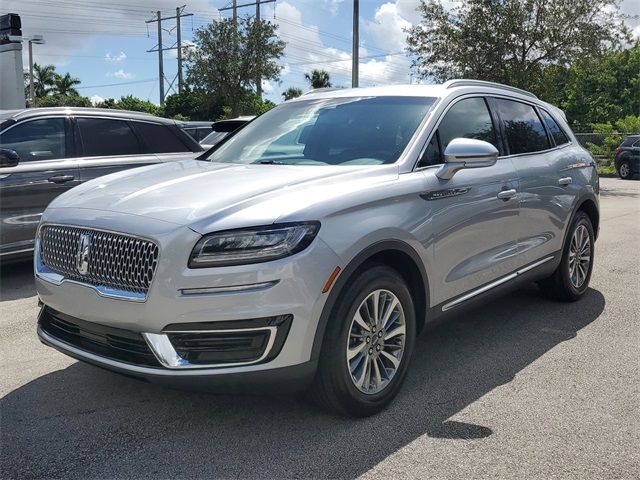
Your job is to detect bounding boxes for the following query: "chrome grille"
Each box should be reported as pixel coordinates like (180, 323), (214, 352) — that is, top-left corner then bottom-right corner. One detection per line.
(39, 225), (159, 296)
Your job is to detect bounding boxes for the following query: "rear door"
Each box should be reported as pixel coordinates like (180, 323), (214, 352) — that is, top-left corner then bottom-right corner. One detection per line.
(75, 116), (159, 182)
(491, 98), (576, 266)
(0, 116), (79, 256)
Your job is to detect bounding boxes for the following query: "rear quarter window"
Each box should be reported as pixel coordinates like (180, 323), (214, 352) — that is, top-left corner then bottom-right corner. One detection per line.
(540, 110), (570, 146)
(133, 122), (191, 153)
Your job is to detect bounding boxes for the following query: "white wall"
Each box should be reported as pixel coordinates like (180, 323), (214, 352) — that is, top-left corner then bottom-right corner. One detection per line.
(0, 43), (26, 110)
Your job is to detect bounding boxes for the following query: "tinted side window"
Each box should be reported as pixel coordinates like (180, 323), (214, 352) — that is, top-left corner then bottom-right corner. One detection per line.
(0, 118), (66, 161)
(438, 97), (498, 150)
(494, 99), (550, 154)
(77, 118), (140, 157)
(540, 110), (569, 146)
(133, 122), (190, 153)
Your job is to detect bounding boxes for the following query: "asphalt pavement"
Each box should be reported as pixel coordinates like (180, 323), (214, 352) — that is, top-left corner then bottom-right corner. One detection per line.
(1, 177), (638, 479)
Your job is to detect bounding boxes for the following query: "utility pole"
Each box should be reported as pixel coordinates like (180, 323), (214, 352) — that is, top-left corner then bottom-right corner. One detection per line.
(27, 35), (45, 107)
(219, 0), (276, 98)
(156, 11), (164, 104)
(255, 0), (262, 99)
(176, 6), (183, 93)
(352, 0), (359, 88)
(146, 7), (193, 104)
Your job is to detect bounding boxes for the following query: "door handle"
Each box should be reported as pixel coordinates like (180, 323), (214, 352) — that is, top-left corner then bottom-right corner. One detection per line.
(497, 188), (517, 200)
(48, 174), (75, 184)
(558, 177), (572, 186)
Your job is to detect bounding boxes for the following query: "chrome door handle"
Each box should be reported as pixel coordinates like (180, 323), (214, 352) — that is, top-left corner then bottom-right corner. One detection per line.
(559, 177), (572, 186)
(48, 175), (75, 184)
(497, 188), (517, 200)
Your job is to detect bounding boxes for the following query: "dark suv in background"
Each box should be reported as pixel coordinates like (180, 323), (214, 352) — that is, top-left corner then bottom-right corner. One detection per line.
(614, 135), (640, 180)
(0, 107), (203, 260)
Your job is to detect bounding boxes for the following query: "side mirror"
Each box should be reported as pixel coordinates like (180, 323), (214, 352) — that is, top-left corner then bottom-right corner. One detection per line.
(436, 138), (498, 180)
(0, 148), (20, 168)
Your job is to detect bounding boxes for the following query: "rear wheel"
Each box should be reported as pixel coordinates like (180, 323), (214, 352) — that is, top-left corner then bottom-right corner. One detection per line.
(538, 211), (594, 301)
(310, 264), (416, 417)
(618, 160), (631, 179)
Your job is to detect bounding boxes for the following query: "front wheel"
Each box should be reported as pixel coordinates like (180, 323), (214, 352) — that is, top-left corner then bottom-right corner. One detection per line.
(310, 264), (416, 417)
(538, 211), (594, 301)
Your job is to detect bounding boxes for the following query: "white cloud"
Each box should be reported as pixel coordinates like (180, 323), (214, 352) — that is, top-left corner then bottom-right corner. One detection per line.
(90, 94), (105, 105)
(105, 51), (127, 63)
(323, 0), (344, 15)
(261, 79), (275, 94)
(633, 24), (640, 39)
(110, 69), (134, 80)
(8, 0), (219, 67)
(168, 40), (196, 59)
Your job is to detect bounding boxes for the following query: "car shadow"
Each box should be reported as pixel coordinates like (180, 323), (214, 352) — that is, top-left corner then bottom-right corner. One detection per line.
(1, 285), (605, 479)
(0, 260), (36, 302)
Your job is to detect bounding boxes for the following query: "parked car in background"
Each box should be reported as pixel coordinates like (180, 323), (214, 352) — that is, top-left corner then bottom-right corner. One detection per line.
(614, 135), (640, 180)
(0, 107), (202, 260)
(181, 121), (214, 143)
(34, 81), (599, 416)
(200, 116), (254, 149)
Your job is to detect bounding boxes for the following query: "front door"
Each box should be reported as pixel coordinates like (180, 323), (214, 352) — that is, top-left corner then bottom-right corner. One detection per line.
(0, 117), (79, 257)
(416, 97), (520, 307)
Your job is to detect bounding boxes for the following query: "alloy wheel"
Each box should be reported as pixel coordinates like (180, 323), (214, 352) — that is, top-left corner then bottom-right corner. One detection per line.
(568, 224), (591, 288)
(619, 163), (630, 178)
(346, 289), (406, 394)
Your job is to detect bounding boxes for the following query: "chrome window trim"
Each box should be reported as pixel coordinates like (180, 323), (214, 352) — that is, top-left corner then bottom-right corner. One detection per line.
(35, 223), (161, 303)
(411, 93), (576, 172)
(143, 326), (277, 369)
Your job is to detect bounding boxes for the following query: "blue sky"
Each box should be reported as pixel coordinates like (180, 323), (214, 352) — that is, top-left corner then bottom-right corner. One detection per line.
(7, 0), (640, 107)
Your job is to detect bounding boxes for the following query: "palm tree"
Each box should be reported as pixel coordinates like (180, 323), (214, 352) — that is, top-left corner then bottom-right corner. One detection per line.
(31, 64), (57, 98)
(53, 73), (81, 96)
(304, 69), (331, 89)
(282, 86), (303, 101)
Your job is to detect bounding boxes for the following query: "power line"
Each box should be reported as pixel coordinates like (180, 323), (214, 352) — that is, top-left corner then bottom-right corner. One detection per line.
(146, 6), (193, 104)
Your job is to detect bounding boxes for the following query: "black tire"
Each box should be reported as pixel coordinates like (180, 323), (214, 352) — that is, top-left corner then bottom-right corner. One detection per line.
(310, 264), (416, 417)
(618, 160), (632, 180)
(538, 211), (594, 302)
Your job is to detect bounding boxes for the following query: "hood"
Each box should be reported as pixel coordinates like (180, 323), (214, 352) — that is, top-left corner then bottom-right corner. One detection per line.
(49, 160), (399, 231)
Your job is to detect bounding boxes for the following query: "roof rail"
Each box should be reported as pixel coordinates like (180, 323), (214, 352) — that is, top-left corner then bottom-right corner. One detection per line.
(302, 87), (342, 96)
(443, 79), (538, 99)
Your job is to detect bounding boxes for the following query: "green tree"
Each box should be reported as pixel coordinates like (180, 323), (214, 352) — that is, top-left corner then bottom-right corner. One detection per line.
(406, 0), (630, 90)
(586, 115), (640, 161)
(547, 44), (640, 130)
(52, 72), (81, 96)
(95, 95), (162, 116)
(163, 88), (224, 120)
(36, 94), (92, 107)
(30, 64), (57, 98)
(304, 69), (331, 89)
(186, 17), (285, 116)
(282, 86), (303, 100)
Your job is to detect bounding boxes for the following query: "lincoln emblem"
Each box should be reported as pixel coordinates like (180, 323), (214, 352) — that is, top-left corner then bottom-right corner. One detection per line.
(75, 233), (91, 275)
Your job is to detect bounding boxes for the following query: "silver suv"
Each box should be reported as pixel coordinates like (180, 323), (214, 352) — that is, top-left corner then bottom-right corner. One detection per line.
(35, 81), (599, 416)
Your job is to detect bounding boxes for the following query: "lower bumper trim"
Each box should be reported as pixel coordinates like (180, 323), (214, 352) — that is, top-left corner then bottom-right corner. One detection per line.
(38, 327), (316, 392)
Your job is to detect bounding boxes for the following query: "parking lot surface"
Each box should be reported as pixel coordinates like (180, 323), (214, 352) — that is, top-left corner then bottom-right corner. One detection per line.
(1, 177), (638, 479)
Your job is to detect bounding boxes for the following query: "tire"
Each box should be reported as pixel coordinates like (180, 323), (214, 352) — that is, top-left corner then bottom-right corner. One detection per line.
(538, 211), (594, 302)
(310, 264), (416, 417)
(618, 160), (631, 180)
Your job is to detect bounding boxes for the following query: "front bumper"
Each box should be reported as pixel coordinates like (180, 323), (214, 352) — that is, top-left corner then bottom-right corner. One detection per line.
(35, 208), (342, 384)
(37, 324), (317, 392)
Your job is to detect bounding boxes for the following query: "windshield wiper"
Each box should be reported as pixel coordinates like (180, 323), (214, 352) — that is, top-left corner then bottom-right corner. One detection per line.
(255, 160), (287, 165)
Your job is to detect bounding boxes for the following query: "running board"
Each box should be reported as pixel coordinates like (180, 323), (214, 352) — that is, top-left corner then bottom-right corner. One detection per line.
(441, 256), (555, 312)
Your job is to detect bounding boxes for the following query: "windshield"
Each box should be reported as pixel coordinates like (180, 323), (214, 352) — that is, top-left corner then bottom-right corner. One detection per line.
(205, 96), (436, 166)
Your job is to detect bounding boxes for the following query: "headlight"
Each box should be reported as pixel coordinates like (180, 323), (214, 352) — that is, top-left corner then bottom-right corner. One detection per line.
(189, 222), (320, 268)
